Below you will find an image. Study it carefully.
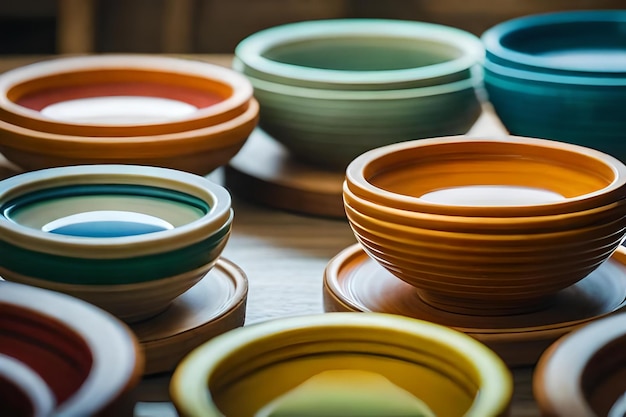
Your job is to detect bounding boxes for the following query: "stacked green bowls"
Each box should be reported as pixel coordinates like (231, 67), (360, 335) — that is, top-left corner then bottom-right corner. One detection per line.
(0, 164), (233, 323)
(235, 19), (485, 168)
(482, 10), (626, 161)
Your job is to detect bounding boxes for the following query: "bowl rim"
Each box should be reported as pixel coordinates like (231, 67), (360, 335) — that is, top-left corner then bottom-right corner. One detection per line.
(0, 353), (56, 417)
(483, 58), (626, 87)
(0, 281), (143, 415)
(247, 70), (482, 100)
(533, 312), (626, 416)
(482, 10), (626, 76)
(344, 180), (626, 232)
(0, 55), (254, 135)
(0, 97), (259, 155)
(170, 312), (512, 417)
(345, 135), (626, 217)
(0, 165), (232, 258)
(235, 18), (484, 89)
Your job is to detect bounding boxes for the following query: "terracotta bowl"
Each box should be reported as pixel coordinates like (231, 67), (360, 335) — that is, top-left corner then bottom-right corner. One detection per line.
(234, 19), (484, 90)
(0, 97), (258, 175)
(343, 136), (626, 314)
(170, 313), (512, 417)
(0, 165), (233, 322)
(247, 75), (482, 168)
(0, 55), (253, 137)
(0, 281), (144, 416)
(534, 313), (626, 417)
(0, 354), (55, 417)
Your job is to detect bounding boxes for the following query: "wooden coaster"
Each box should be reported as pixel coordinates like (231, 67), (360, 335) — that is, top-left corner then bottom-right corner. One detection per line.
(224, 128), (345, 218)
(323, 244), (626, 367)
(130, 257), (248, 375)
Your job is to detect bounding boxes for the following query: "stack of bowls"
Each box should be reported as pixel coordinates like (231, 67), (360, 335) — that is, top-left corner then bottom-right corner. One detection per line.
(170, 313), (512, 417)
(344, 135), (626, 315)
(0, 164), (233, 323)
(234, 19), (485, 168)
(0, 55), (258, 175)
(481, 10), (626, 161)
(0, 281), (144, 416)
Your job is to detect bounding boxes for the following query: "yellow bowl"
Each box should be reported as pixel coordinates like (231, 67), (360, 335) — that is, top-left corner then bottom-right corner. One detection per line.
(170, 313), (512, 417)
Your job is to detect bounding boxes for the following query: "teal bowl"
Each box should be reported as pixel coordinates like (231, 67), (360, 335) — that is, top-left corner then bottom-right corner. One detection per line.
(483, 59), (626, 160)
(0, 165), (233, 322)
(482, 10), (626, 77)
(235, 19), (484, 91)
(250, 75), (482, 168)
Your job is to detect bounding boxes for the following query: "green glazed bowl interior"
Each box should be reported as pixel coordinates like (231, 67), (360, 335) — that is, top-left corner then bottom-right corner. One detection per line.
(171, 313), (512, 417)
(235, 19), (484, 90)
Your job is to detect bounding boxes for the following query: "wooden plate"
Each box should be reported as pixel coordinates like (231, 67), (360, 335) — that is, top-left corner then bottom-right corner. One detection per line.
(130, 257), (248, 375)
(224, 128), (345, 218)
(323, 244), (626, 366)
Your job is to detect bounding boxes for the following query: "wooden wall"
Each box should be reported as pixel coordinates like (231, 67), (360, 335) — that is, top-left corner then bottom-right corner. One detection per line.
(0, 0), (623, 54)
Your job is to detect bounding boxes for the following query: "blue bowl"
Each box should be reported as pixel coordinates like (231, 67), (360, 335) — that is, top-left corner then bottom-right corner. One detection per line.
(482, 10), (626, 77)
(483, 59), (626, 161)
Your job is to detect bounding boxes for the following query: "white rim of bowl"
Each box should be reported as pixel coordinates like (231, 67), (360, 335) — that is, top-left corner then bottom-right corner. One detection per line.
(235, 19), (484, 88)
(0, 55), (253, 129)
(171, 312), (512, 417)
(345, 136), (626, 217)
(0, 353), (56, 417)
(0, 281), (141, 415)
(534, 312), (626, 416)
(248, 70), (483, 100)
(0, 165), (232, 258)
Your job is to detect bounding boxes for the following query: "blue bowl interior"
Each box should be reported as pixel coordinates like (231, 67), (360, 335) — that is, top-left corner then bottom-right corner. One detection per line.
(1, 184), (209, 238)
(484, 11), (626, 75)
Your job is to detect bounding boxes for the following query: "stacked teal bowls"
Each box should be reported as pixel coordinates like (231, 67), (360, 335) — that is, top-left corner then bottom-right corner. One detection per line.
(235, 19), (485, 168)
(482, 10), (626, 161)
(0, 165), (232, 322)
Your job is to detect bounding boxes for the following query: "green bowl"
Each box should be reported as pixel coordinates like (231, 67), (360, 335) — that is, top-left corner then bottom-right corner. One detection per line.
(235, 19), (484, 91)
(249, 75), (482, 168)
(0, 165), (232, 284)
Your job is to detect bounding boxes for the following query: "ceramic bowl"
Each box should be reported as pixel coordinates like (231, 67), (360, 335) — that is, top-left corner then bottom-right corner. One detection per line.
(170, 313), (512, 417)
(0, 97), (258, 175)
(235, 19), (484, 90)
(0, 354), (55, 417)
(0, 281), (144, 416)
(248, 75), (482, 168)
(534, 313), (626, 417)
(482, 10), (626, 76)
(343, 136), (626, 314)
(0, 55), (254, 136)
(0, 165), (233, 322)
(483, 60), (626, 160)
(481, 10), (626, 160)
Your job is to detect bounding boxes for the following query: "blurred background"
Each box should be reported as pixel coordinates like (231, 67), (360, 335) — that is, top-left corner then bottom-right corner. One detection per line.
(1, 0), (623, 56)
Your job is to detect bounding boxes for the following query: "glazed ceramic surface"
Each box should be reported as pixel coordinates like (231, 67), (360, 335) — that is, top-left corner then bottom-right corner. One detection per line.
(0, 281), (143, 416)
(482, 10), (626, 75)
(534, 312), (626, 416)
(170, 313), (511, 417)
(0, 55), (253, 136)
(250, 76), (482, 168)
(0, 353), (55, 417)
(325, 244), (626, 366)
(235, 19), (484, 90)
(345, 136), (626, 217)
(0, 97), (258, 175)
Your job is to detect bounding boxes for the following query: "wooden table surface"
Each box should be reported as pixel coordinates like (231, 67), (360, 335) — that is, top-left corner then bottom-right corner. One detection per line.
(0, 55), (539, 417)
